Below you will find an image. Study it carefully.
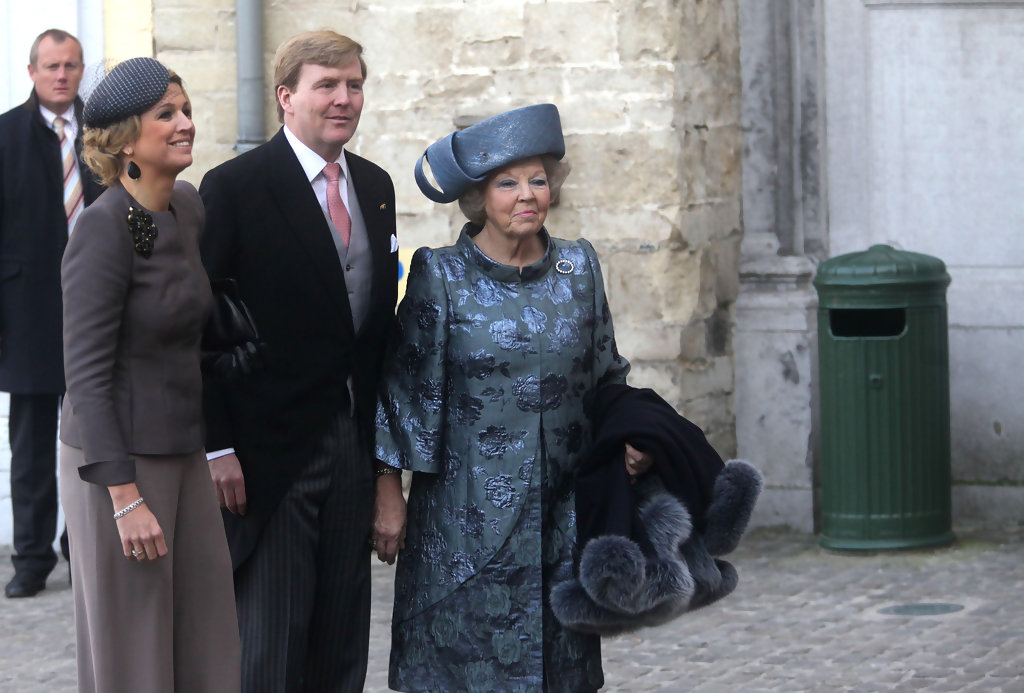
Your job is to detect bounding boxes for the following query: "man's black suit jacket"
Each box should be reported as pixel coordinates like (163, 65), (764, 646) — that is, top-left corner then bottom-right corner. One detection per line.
(0, 92), (104, 394)
(199, 129), (398, 569)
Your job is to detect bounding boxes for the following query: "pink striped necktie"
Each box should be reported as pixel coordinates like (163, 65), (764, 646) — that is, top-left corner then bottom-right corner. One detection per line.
(322, 163), (351, 248)
(54, 116), (84, 233)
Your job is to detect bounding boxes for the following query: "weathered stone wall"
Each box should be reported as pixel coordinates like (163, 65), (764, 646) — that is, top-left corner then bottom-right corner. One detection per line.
(152, 0), (743, 455)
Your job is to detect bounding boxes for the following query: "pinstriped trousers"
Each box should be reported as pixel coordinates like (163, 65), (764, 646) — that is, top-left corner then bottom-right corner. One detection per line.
(234, 411), (374, 693)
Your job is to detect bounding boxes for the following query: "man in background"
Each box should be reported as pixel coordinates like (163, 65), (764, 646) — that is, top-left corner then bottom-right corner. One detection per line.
(0, 28), (103, 598)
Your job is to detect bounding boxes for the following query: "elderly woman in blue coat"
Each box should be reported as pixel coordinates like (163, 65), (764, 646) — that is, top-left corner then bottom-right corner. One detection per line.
(373, 104), (651, 692)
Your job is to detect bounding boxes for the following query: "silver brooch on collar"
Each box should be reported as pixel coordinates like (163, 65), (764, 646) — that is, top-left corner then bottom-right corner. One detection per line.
(555, 259), (575, 275)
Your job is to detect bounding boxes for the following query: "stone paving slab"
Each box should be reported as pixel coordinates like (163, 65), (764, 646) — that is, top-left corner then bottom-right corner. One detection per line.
(2, 525), (1022, 691)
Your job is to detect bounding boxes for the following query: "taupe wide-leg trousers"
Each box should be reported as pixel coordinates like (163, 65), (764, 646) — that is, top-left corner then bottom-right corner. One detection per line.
(60, 446), (241, 693)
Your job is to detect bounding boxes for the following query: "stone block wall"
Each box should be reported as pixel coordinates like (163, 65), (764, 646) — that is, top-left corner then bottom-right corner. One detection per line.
(151, 0), (743, 455)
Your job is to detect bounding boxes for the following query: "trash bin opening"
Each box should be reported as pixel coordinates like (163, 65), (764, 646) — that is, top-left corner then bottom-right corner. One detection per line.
(829, 308), (906, 338)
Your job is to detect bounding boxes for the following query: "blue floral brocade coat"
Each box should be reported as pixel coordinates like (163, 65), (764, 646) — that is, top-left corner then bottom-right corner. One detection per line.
(376, 225), (629, 692)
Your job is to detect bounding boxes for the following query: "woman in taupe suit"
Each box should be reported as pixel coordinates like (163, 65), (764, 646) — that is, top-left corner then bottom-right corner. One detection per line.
(58, 58), (240, 692)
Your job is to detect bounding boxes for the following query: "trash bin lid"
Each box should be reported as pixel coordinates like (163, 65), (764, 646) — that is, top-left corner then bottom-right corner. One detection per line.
(814, 244), (950, 307)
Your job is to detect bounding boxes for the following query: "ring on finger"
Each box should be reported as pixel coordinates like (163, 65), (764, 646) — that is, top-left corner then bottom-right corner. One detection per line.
(131, 548), (144, 559)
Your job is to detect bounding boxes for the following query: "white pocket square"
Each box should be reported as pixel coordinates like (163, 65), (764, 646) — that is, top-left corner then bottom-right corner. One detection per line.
(390, 234), (399, 253)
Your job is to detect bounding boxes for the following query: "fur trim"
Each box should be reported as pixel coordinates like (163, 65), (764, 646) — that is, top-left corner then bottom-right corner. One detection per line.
(578, 535), (649, 611)
(550, 580), (647, 636)
(552, 492), (698, 635)
(640, 492), (692, 552)
(703, 460), (763, 556)
(552, 458), (763, 635)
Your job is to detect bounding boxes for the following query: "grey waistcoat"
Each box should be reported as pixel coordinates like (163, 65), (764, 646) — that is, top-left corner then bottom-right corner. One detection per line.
(324, 175), (373, 334)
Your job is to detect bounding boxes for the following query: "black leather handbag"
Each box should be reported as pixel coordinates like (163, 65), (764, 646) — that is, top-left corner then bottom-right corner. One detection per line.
(202, 278), (267, 379)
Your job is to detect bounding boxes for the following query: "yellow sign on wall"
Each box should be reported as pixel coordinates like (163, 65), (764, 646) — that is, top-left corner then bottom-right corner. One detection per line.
(396, 247), (417, 306)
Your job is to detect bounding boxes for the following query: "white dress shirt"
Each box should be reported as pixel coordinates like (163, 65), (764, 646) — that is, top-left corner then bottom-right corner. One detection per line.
(39, 103), (78, 140)
(282, 124), (352, 232)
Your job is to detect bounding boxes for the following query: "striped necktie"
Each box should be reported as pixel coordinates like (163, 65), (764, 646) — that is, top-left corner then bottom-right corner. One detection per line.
(54, 116), (84, 233)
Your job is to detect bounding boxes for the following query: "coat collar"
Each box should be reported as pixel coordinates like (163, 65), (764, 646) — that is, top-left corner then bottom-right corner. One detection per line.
(458, 223), (555, 284)
(23, 89), (86, 134)
(22, 90), (89, 195)
(281, 125), (353, 184)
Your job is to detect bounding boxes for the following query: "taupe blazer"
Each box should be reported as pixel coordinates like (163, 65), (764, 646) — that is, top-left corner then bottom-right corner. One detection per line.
(60, 181), (212, 484)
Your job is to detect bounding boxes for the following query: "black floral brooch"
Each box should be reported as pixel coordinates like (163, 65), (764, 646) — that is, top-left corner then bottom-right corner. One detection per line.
(127, 206), (158, 258)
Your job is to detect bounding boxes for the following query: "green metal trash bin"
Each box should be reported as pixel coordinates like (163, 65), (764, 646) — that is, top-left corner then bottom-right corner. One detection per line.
(814, 244), (953, 550)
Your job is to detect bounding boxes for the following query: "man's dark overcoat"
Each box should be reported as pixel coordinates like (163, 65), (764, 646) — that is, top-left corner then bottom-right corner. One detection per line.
(199, 128), (398, 569)
(0, 92), (103, 394)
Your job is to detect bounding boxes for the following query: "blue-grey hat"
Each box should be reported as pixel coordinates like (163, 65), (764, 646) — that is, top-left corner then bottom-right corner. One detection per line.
(83, 57), (171, 128)
(415, 104), (565, 203)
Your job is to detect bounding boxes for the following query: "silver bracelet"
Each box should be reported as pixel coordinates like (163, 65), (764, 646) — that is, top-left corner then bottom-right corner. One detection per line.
(113, 497), (144, 520)
(375, 465), (402, 477)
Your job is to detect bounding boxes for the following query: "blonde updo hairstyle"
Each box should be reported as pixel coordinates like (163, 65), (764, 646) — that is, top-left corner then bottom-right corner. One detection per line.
(458, 155), (571, 226)
(81, 72), (184, 187)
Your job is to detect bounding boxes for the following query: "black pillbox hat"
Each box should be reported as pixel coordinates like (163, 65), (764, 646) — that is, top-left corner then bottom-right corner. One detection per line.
(84, 57), (170, 128)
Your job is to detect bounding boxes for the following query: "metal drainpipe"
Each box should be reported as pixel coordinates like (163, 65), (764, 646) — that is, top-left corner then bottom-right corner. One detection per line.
(234, 0), (265, 153)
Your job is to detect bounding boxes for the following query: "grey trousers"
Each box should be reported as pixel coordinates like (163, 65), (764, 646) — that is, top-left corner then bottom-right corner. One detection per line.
(234, 412), (374, 693)
(59, 446), (241, 693)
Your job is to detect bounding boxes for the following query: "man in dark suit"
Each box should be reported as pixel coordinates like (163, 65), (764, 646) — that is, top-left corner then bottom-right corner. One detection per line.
(0, 28), (103, 598)
(199, 30), (398, 692)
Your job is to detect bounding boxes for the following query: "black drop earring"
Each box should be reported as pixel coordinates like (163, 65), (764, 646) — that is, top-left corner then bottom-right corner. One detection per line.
(127, 161), (141, 180)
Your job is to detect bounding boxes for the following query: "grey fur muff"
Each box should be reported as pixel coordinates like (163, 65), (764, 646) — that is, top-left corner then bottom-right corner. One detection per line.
(551, 459), (763, 635)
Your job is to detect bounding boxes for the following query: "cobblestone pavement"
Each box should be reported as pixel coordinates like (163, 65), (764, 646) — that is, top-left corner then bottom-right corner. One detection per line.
(2, 524), (1023, 691)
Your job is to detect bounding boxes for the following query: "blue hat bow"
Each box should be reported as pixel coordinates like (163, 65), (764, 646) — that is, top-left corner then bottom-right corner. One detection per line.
(414, 104), (565, 203)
